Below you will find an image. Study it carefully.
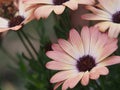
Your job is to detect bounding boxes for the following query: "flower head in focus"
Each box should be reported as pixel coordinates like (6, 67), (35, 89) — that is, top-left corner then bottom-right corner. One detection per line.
(46, 26), (120, 90)
(0, 0), (35, 32)
(23, 0), (95, 19)
(82, 0), (120, 38)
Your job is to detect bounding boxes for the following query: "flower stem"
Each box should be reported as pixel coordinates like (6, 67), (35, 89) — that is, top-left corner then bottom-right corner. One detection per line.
(94, 80), (102, 90)
(20, 30), (38, 56)
(17, 31), (35, 59)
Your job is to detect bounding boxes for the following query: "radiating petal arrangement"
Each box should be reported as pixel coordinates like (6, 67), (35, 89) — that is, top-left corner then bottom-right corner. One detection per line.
(23, 0), (95, 19)
(82, 0), (120, 38)
(0, 0), (35, 32)
(1, 0), (120, 90)
(46, 26), (120, 90)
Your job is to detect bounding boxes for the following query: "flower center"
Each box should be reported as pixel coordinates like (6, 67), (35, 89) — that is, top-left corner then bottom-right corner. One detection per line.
(8, 16), (25, 27)
(53, 0), (69, 5)
(112, 11), (120, 23)
(76, 55), (96, 72)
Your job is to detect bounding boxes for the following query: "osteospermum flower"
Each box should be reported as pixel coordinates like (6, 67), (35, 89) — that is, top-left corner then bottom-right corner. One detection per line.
(23, 0), (95, 19)
(46, 26), (120, 90)
(0, 0), (34, 32)
(82, 0), (120, 38)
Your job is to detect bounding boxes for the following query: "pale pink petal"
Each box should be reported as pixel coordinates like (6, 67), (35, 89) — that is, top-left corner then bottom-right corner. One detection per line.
(78, 0), (95, 5)
(98, 0), (117, 14)
(108, 24), (120, 38)
(96, 66), (109, 75)
(63, 1), (78, 10)
(98, 39), (118, 61)
(53, 6), (65, 15)
(0, 17), (9, 28)
(58, 39), (80, 59)
(81, 26), (90, 55)
(90, 67), (100, 80)
(24, 0), (53, 4)
(95, 22), (111, 32)
(69, 29), (84, 57)
(10, 25), (23, 31)
(46, 51), (76, 65)
(81, 71), (89, 86)
(52, 44), (64, 52)
(46, 61), (76, 70)
(54, 81), (64, 90)
(50, 70), (79, 83)
(34, 5), (54, 19)
(98, 56), (120, 67)
(85, 6), (111, 18)
(62, 72), (84, 90)
(0, 28), (10, 33)
(69, 72), (84, 88)
(81, 14), (110, 20)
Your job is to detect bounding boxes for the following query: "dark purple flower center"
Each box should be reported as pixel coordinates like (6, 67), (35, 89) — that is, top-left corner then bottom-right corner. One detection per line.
(53, 0), (69, 5)
(8, 16), (25, 27)
(76, 55), (96, 72)
(112, 11), (120, 23)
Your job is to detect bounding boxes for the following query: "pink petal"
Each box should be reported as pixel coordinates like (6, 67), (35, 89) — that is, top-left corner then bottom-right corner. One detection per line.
(53, 6), (65, 15)
(52, 44), (64, 52)
(50, 70), (78, 83)
(98, 0), (117, 14)
(69, 29), (84, 57)
(0, 17), (9, 28)
(85, 6), (111, 18)
(54, 81), (64, 90)
(58, 39), (80, 59)
(98, 39), (118, 62)
(34, 5), (54, 19)
(81, 71), (89, 86)
(46, 61), (76, 70)
(90, 67), (100, 80)
(98, 56), (120, 67)
(46, 51), (76, 65)
(10, 25), (22, 31)
(108, 24), (120, 38)
(81, 14), (110, 20)
(63, 1), (78, 10)
(96, 66), (109, 75)
(62, 72), (84, 90)
(95, 22), (111, 32)
(81, 26), (90, 55)
(78, 0), (95, 5)
(24, 0), (53, 4)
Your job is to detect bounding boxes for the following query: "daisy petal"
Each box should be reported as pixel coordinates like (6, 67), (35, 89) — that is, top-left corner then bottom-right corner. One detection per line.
(98, 56), (120, 67)
(34, 5), (54, 19)
(46, 61), (76, 70)
(69, 29), (84, 57)
(81, 26), (90, 55)
(81, 14), (110, 20)
(81, 71), (89, 86)
(0, 17), (9, 28)
(53, 6), (65, 15)
(52, 44), (64, 52)
(46, 51), (76, 65)
(50, 70), (78, 83)
(54, 81), (64, 90)
(58, 39), (80, 59)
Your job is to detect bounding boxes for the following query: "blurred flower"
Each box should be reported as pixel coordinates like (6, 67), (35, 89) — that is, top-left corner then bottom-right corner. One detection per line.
(23, 0), (95, 19)
(46, 26), (120, 90)
(82, 0), (120, 38)
(0, 0), (35, 33)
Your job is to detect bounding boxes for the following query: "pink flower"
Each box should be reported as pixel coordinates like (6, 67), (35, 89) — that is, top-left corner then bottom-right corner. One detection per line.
(82, 0), (120, 38)
(23, 0), (95, 19)
(0, 0), (35, 33)
(46, 26), (120, 90)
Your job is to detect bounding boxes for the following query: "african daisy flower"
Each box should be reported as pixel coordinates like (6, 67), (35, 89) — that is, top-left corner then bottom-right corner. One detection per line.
(23, 0), (95, 19)
(0, 0), (34, 32)
(82, 0), (120, 38)
(46, 26), (120, 90)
